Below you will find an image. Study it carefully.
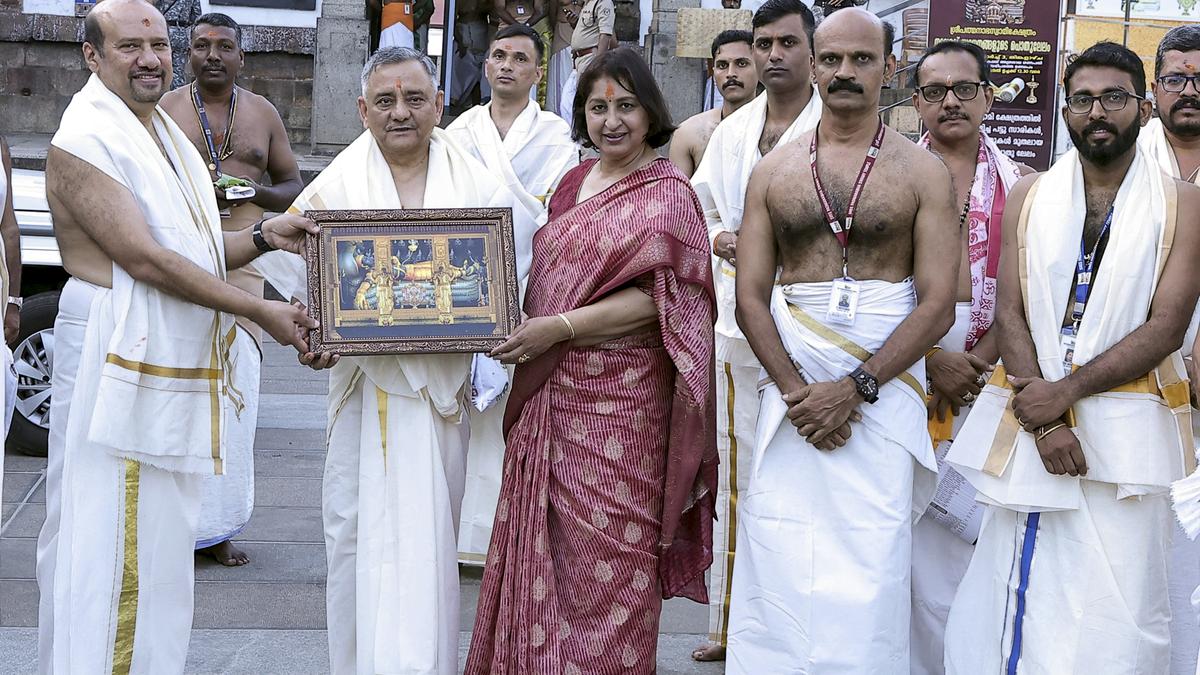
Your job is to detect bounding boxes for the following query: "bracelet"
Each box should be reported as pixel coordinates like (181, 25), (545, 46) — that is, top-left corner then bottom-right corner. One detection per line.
(7, 296), (22, 309)
(926, 346), (943, 360)
(251, 218), (275, 253)
(1035, 422), (1067, 441)
(557, 312), (575, 340)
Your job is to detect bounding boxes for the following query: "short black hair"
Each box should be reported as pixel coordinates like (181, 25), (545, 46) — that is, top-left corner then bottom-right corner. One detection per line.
(911, 40), (991, 88)
(1156, 25), (1200, 78)
(494, 21), (545, 62)
(752, 0), (816, 51)
(712, 29), (753, 59)
(1063, 41), (1146, 97)
(193, 13), (243, 45)
(880, 19), (895, 60)
(83, 6), (105, 55)
(571, 48), (675, 149)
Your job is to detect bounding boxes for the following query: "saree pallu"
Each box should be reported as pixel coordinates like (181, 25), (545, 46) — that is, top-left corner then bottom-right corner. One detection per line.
(466, 158), (717, 674)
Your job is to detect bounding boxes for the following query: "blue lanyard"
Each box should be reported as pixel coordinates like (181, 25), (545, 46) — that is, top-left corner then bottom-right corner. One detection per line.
(192, 83), (236, 175)
(1070, 206), (1113, 333)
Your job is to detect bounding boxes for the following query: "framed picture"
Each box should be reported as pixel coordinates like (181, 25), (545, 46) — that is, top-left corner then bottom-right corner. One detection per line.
(304, 208), (520, 356)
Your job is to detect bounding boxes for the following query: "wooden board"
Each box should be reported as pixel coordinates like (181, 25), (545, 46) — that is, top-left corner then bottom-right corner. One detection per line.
(675, 8), (754, 59)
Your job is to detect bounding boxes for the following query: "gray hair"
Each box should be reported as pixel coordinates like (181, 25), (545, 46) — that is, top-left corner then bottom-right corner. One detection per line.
(361, 47), (438, 94)
(1156, 25), (1200, 78)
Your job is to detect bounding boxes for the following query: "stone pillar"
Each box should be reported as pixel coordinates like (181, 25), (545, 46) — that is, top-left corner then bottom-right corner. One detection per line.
(311, 0), (370, 154)
(644, 0), (704, 125)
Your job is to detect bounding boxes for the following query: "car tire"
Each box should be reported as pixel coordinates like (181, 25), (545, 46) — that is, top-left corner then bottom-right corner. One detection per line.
(8, 290), (58, 457)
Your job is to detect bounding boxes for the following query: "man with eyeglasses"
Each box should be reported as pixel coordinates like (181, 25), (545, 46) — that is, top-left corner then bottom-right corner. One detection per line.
(688, 0), (822, 662)
(726, 9), (959, 672)
(907, 40), (1032, 675)
(1142, 24), (1200, 667)
(943, 41), (1200, 674)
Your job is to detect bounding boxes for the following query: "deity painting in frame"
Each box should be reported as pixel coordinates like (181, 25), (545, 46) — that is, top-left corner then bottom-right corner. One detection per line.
(303, 208), (520, 355)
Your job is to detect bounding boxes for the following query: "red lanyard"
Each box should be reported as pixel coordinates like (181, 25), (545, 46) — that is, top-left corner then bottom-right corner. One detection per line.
(809, 117), (886, 278)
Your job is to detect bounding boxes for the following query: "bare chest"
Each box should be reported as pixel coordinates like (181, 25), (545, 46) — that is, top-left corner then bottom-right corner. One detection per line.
(767, 155), (919, 276)
(187, 106), (270, 177)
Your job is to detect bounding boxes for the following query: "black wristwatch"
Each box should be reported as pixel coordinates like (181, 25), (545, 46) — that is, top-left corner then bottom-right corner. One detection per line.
(849, 366), (879, 404)
(251, 218), (275, 253)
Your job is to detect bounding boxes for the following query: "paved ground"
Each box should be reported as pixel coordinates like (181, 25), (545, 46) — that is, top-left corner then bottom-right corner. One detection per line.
(0, 340), (725, 674)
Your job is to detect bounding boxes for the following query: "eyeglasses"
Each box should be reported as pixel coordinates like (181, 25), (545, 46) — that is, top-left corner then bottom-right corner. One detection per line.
(917, 82), (987, 103)
(1064, 90), (1144, 114)
(1157, 74), (1200, 93)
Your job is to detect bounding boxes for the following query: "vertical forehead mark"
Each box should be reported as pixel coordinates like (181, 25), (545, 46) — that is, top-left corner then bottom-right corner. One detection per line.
(604, 81), (615, 99)
(394, 77), (404, 92)
(142, 18), (151, 26)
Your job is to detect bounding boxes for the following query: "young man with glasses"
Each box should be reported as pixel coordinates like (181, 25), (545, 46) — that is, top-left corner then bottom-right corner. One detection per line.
(943, 41), (1200, 674)
(907, 39), (1032, 675)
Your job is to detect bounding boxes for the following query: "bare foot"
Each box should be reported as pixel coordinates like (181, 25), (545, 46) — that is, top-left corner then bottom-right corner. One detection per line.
(691, 643), (726, 662)
(198, 540), (250, 566)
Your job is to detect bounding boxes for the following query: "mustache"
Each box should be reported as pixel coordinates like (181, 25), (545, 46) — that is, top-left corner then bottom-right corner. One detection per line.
(1172, 97), (1200, 115)
(1083, 120), (1118, 137)
(722, 79), (744, 90)
(827, 78), (863, 95)
(938, 111), (970, 123)
(130, 69), (164, 78)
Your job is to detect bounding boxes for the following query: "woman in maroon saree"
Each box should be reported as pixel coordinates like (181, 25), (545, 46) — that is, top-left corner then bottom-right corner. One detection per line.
(465, 48), (717, 674)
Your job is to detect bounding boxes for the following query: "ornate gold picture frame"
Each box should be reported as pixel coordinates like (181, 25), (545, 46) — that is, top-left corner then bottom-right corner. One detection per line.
(304, 208), (520, 355)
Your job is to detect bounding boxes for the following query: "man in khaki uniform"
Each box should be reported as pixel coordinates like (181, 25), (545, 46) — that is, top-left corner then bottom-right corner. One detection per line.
(559, 0), (615, 118)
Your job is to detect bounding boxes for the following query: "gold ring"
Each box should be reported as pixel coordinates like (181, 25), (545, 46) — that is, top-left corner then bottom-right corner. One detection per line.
(518, 354), (531, 363)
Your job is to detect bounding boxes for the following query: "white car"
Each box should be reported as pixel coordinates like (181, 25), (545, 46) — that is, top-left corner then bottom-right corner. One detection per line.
(10, 167), (67, 457)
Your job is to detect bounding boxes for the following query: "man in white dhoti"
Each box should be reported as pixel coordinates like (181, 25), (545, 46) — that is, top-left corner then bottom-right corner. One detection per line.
(160, 12), (308, 568)
(35, 1), (319, 672)
(908, 40), (1030, 675)
(285, 47), (537, 675)
(944, 42), (1200, 674)
(1140, 26), (1200, 673)
(670, 29), (758, 179)
(726, 9), (959, 673)
(446, 22), (577, 565)
(687, 0), (821, 661)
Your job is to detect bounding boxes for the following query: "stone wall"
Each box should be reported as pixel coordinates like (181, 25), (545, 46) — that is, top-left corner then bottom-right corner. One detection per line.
(0, 11), (316, 150)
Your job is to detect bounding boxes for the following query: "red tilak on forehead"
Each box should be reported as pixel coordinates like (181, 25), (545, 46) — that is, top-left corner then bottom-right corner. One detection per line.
(395, 77), (405, 90)
(142, 17), (151, 26)
(208, 30), (218, 38)
(604, 82), (615, 99)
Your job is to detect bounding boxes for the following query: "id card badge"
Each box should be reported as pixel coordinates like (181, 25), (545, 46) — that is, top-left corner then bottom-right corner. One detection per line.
(827, 278), (861, 325)
(1060, 330), (1077, 372)
(517, 3), (527, 14)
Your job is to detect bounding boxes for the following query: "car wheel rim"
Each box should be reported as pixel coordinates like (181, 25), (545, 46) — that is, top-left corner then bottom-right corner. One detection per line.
(13, 328), (53, 431)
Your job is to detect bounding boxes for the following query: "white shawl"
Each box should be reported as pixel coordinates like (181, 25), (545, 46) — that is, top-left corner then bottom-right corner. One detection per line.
(445, 99), (579, 220)
(949, 148), (1192, 510)
(691, 90), (822, 340)
(51, 74), (237, 474)
(286, 129), (539, 421)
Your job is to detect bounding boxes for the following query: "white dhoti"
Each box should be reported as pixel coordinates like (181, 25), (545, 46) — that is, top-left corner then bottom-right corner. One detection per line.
(726, 280), (937, 674)
(323, 366), (469, 675)
(946, 483), (1172, 674)
(705, 333), (758, 645)
(546, 46), (573, 122)
(457, 395), (505, 565)
(910, 301), (977, 675)
(39, 279), (204, 674)
(194, 327), (259, 548)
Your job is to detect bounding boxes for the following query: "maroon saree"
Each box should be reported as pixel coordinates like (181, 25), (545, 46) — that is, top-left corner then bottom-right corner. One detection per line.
(465, 158), (717, 674)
